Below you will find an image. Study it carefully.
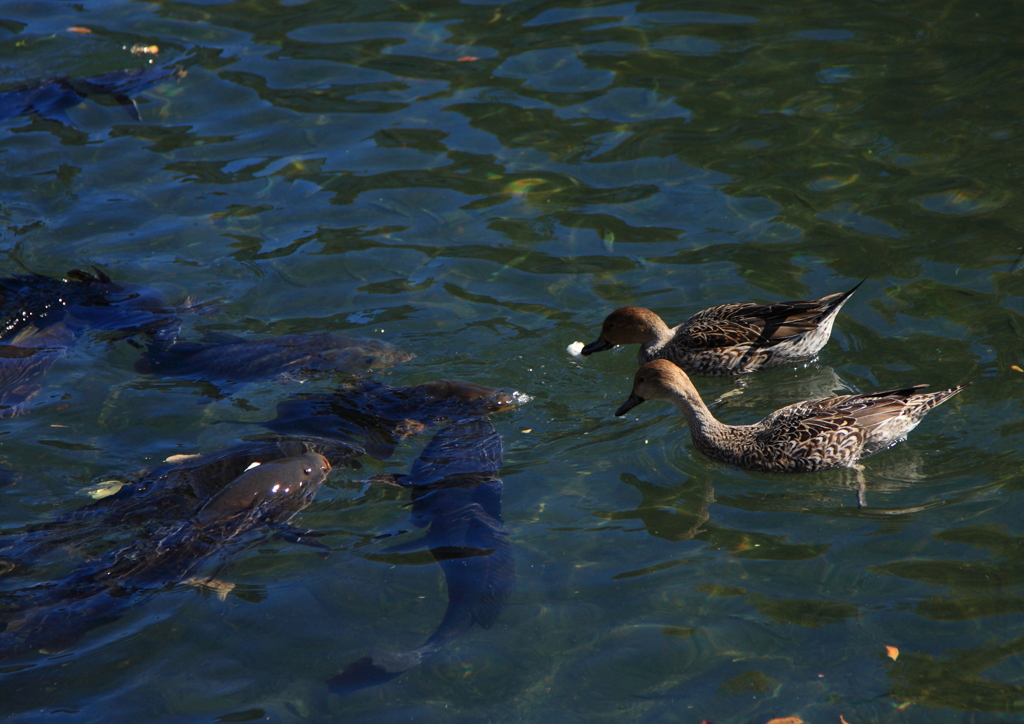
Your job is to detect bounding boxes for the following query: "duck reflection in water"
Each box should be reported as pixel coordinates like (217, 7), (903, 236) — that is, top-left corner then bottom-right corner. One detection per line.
(328, 416), (514, 694)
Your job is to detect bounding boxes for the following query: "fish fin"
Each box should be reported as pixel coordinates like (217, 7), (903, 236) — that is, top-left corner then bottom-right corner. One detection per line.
(363, 473), (408, 488)
(111, 94), (141, 121)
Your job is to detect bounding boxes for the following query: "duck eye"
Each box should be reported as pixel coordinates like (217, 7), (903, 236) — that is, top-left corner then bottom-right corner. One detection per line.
(304, 467), (312, 475)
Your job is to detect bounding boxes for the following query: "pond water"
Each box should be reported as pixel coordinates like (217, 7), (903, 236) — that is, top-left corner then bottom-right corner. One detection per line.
(0, 0), (1022, 722)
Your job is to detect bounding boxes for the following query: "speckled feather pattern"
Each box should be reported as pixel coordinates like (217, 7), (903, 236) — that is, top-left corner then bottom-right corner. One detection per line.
(586, 282), (861, 376)
(658, 297), (848, 373)
(618, 360), (969, 473)
(697, 385), (968, 472)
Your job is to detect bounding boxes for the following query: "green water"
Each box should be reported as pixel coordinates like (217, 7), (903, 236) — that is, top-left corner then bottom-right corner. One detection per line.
(0, 0), (1021, 721)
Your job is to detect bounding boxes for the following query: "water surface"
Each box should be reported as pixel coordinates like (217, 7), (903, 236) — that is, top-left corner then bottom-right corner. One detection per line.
(0, 0), (1022, 722)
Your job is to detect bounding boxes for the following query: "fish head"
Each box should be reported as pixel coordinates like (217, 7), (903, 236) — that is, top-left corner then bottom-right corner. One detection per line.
(196, 452), (330, 528)
(62, 270), (178, 336)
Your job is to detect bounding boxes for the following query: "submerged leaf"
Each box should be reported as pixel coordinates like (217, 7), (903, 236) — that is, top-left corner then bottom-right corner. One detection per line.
(886, 645), (900, 660)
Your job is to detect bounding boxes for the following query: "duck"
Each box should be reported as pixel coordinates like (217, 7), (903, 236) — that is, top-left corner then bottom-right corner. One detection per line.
(581, 281), (862, 376)
(615, 359), (969, 474)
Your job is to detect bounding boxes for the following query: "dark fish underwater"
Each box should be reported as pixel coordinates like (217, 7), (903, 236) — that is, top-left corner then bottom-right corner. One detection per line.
(328, 415), (515, 695)
(265, 377), (515, 459)
(0, 267), (180, 341)
(0, 446), (330, 662)
(0, 379), (516, 673)
(0, 379), (511, 580)
(135, 332), (414, 390)
(0, 64), (186, 125)
(0, 267), (183, 416)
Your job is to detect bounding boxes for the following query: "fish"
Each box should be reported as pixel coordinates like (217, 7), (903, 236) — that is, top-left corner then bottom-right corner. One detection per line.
(0, 64), (186, 125)
(57, 268), (184, 341)
(1, 375), (503, 579)
(0, 378), (511, 579)
(0, 268), (183, 415)
(0, 451), (330, 660)
(328, 416), (514, 694)
(0, 439), (349, 577)
(0, 267), (179, 341)
(135, 332), (414, 388)
(0, 379), (516, 673)
(0, 321), (76, 417)
(265, 378), (516, 458)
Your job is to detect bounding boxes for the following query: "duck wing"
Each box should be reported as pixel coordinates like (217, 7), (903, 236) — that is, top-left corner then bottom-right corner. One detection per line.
(681, 300), (835, 349)
(752, 384), (932, 464)
(681, 282), (861, 350)
(754, 400), (864, 468)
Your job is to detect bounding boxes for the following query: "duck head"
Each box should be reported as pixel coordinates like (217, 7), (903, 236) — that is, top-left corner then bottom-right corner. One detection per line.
(615, 359), (695, 416)
(582, 307), (664, 356)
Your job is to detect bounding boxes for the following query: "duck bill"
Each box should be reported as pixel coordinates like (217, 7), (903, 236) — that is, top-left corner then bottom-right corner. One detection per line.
(580, 337), (615, 356)
(615, 393), (645, 416)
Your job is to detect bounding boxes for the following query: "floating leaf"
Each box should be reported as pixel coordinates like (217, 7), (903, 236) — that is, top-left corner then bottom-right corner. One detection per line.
(130, 44), (160, 55)
(457, 56), (479, 62)
(165, 453), (202, 463)
(81, 480), (125, 500)
(766, 719), (803, 724)
(67, 26), (92, 34)
(840, 715), (852, 724)
(1012, 365), (1023, 372)
(504, 178), (547, 195)
(186, 577), (236, 601)
(886, 645), (899, 660)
